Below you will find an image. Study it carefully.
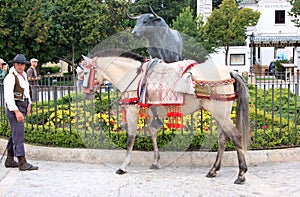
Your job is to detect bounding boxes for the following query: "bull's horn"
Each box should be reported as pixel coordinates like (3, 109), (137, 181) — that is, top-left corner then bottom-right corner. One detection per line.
(149, 6), (158, 17)
(126, 13), (140, 20)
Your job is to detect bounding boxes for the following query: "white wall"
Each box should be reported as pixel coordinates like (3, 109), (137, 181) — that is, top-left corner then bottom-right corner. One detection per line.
(204, 0), (300, 70)
(245, 0), (300, 67)
(208, 46), (250, 73)
(255, 0), (300, 36)
(260, 47), (274, 66)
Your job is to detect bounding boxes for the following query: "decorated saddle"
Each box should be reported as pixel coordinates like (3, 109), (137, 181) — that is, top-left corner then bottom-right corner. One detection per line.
(138, 59), (198, 106)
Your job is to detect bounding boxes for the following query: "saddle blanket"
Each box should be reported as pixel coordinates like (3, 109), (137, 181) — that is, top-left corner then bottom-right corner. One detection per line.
(139, 59), (198, 105)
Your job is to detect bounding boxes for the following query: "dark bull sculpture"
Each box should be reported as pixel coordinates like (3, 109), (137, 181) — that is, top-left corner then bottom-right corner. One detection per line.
(127, 7), (183, 63)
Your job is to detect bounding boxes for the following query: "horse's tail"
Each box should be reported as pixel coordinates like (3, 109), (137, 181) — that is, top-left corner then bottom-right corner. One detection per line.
(230, 72), (250, 152)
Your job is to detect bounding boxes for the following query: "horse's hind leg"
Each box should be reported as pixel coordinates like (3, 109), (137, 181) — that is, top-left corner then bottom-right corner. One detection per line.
(231, 129), (247, 184)
(219, 119), (247, 184)
(149, 127), (160, 169)
(206, 126), (227, 178)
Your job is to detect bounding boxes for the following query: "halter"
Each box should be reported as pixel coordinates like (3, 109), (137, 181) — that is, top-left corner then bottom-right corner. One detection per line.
(82, 57), (100, 95)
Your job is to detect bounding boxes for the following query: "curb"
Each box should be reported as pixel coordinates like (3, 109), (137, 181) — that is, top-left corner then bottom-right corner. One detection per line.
(1, 138), (300, 167)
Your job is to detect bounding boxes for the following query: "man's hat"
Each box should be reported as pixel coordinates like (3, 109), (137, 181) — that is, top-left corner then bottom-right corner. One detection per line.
(30, 58), (38, 63)
(13, 54), (29, 64)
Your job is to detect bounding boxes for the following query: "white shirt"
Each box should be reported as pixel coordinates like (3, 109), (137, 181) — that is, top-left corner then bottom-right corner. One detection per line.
(4, 69), (32, 111)
(76, 65), (84, 80)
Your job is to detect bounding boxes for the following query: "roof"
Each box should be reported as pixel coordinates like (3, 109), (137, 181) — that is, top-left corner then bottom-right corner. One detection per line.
(250, 36), (300, 47)
(253, 36), (300, 43)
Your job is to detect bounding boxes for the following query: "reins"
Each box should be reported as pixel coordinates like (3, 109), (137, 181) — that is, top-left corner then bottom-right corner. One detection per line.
(122, 61), (145, 93)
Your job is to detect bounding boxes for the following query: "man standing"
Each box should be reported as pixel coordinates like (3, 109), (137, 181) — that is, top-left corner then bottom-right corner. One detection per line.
(76, 59), (86, 91)
(27, 58), (40, 102)
(0, 58), (9, 83)
(4, 54), (38, 171)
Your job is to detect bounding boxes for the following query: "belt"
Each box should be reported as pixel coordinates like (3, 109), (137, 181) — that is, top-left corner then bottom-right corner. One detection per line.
(15, 98), (29, 107)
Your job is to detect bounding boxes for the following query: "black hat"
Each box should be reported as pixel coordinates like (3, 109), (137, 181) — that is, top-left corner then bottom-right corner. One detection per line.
(13, 54), (29, 64)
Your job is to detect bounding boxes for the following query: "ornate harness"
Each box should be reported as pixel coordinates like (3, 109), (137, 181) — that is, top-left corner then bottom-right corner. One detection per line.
(83, 58), (237, 129)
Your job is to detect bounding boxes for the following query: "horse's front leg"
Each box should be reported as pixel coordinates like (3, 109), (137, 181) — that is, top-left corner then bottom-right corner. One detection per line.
(149, 126), (160, 169)
(116, 134), (136, 175)
(116, 106), (138, 175)
(206, 126), (227, 178)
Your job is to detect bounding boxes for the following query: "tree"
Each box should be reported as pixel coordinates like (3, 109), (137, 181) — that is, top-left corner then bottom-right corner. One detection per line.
(203, 0), (260, 65)
(289, 0), (300, 27)
(0, 0), (129, 68)
(46, 0), (107, 72)
(0, 0), (52, 64)
(128, 0), (194, 25)
(172, 6), (209, 63)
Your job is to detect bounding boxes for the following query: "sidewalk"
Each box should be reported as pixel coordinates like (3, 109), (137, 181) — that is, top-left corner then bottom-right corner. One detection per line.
(1, 138), (300, 168)
(1, 160), (299, 196)
(0, 138), (300, 196)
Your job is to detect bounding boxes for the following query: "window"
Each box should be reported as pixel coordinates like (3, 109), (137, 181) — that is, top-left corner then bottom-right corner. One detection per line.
(275, 10), (285, 24)
(230, 54), (245, 66)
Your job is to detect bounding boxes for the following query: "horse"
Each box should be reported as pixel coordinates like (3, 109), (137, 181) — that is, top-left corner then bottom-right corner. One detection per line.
(83, 49), (250, 184)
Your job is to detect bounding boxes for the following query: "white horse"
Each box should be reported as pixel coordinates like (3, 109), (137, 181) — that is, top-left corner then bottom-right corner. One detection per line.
(83, 49), (250, 184)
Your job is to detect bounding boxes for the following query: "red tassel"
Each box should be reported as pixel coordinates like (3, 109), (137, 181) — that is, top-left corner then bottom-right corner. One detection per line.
(166, 106), (183, 129)
(121, 107), (127, 123)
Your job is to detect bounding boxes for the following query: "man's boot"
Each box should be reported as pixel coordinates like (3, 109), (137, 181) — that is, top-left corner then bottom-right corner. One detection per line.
(5, 150), (18, 168)
(17, 156), (38, 171)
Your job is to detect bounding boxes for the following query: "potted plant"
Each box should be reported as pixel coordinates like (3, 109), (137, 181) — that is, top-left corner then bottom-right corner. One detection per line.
(274, 60), (289, 80)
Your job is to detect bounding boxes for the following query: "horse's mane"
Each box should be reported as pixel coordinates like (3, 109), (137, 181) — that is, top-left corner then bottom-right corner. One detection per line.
(91, 48), (145, 62)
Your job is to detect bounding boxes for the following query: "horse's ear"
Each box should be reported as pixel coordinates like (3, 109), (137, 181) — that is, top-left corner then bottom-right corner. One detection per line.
(82, 55), (92, 65)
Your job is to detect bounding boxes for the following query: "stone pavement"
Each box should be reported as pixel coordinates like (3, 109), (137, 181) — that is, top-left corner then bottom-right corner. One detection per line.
(0, 138), (300, 196)
(0, 160), (299, 197)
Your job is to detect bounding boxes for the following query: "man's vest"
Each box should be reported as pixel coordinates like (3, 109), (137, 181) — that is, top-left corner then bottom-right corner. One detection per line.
(12, 73), (31, 101)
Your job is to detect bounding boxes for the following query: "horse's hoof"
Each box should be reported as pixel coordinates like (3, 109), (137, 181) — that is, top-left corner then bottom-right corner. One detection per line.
(206, 171), (216, 178)
(234, 177), (246, 184)
(149, 164), (159, 170)
(116, 169), (127, 175)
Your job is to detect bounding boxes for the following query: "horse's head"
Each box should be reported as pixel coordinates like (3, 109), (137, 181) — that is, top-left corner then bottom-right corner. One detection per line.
(82, 49), (145, 92)
(82, 55), (104, 82)
(81, 55), (106, 95)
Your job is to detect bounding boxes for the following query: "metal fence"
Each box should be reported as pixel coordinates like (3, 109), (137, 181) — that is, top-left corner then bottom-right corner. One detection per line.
(0, 71), (299, 148)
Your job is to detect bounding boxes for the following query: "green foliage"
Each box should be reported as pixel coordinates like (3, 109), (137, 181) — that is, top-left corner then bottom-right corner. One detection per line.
(0, 0), (129, 65)
(40, 66), (61, 75)
(128, 0), (195, 25)
(248, 85), (300, 122)
(0, 123), (85, 148)
(1, 86), (299, 150)
(0, 0), (52, 64)
(289, 0), (300, 27)
(171, 6), (209, 63)
(203, 0), (260, 65)
(274, 59), (289, 72)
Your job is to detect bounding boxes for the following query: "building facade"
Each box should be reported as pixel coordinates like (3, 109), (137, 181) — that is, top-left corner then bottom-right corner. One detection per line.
(198, 0), (300, 73)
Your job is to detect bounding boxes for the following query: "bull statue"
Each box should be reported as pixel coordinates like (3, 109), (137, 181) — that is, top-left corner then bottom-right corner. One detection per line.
(128, 6), (183, 63)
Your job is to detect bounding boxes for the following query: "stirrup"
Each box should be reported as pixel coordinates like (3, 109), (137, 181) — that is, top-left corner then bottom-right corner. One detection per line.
(150, 116), (164, 128)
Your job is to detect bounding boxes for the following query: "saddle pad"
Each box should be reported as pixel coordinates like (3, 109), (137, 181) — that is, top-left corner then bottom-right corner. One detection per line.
(139, 59), (197, 105)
